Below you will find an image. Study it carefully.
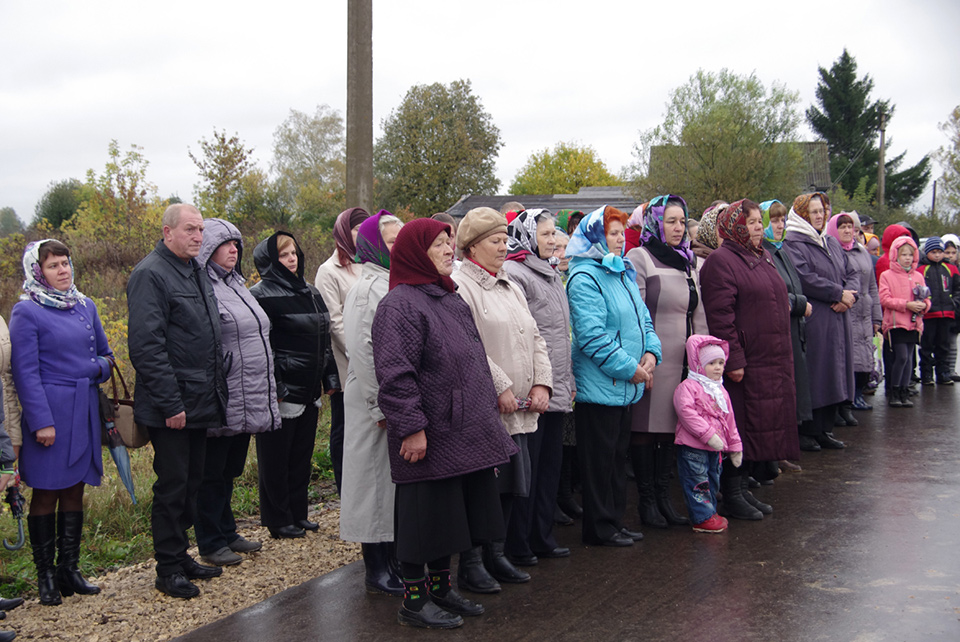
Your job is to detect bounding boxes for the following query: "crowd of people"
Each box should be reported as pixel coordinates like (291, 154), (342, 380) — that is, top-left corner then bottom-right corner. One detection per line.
(0, 193), (955, 635)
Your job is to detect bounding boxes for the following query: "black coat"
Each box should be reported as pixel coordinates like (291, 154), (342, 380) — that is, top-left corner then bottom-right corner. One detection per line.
(763, 240), (813, 424)
(250, 232), (340, 405)
(127, 240), (227, 429)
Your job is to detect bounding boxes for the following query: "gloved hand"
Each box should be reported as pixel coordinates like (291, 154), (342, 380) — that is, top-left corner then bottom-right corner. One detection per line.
(706, 434), (724, 451)
(729, 451), (743, 468)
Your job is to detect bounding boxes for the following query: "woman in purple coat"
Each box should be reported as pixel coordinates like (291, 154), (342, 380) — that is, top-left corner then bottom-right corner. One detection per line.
(699, 201), (799, 521)
(10, 239), (113, 606)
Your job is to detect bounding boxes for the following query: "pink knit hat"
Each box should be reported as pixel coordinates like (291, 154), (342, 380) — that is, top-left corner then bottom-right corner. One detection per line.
(699, 344), (726, 368)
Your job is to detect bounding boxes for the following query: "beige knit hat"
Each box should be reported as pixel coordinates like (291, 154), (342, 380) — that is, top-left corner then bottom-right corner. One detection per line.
(457, 207), (508, 251)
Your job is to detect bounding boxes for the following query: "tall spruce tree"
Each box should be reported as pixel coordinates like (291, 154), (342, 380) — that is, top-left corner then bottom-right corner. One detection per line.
(807, 49), (930, 208)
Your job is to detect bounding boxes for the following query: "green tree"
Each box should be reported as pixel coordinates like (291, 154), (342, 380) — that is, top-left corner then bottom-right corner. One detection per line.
(0, 207), (22, 236)
(33, 178), (82, 228)
(375, 79), (503, 215)
(934, 105), (960, 225)
(629, 69), (804, 213)
(509, 142), (620, 195)
(189, 129), (255, 218)
(272, 105), (346, 222)
(807, 49), (931, 209)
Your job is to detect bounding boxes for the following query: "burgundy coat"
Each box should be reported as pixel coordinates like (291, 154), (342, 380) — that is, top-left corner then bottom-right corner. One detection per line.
(699, 242), (800, 462)
(372, 282), (517, 484)
(783, 233), (856, 409)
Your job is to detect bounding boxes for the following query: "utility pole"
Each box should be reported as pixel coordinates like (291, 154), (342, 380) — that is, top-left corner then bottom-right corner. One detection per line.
(346, 0), (373, 214)
(877, 110), (886, 208)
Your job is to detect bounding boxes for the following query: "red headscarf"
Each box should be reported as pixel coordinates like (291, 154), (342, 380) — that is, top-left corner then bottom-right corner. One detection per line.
(388, 218), (456, 293)
(718, 199), (764, 258)
(333, 207), (371, 267)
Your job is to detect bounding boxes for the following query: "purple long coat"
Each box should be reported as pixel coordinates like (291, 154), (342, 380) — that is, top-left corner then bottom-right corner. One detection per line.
(783, 233), (856, 409)
(699, 242), (800, 462)
(10, 299), (112, 490)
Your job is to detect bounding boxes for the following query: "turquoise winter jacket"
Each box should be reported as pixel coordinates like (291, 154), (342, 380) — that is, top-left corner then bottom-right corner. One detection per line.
(566, 256), (662, 407)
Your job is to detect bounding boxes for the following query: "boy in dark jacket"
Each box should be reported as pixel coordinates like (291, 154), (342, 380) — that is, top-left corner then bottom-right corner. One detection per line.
(920, 236), (960, 385)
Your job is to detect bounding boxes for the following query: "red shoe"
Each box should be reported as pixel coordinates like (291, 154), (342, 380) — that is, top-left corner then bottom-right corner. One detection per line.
(692, 514), (727, 533)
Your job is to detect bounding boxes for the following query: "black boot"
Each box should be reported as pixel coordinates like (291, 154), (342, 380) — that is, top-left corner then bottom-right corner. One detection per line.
(557, 445), (582, 518)
(837, 404), (858, 426)
(482, 541), (529, 584)
(28, 513), (61, 606)
(740, 476), (773, 515)
(888, 387), (904, 407)
(899, 386), (914, 408)
(718, 473), (763, 521)
(362, 543), (404, 596)
(654, 443), (690, 526)
(629, 444), (666, 528)
(0, 631), (13, 642)
(456, 546), (501, 594)
(55, 512), (100, 597)
(397, 577), (463, 629)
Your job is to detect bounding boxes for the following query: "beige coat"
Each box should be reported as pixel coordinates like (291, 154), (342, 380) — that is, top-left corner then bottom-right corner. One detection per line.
(314, 253), (361, 382)
(453, 260), (552, 436)
(0, 316), (22, 447)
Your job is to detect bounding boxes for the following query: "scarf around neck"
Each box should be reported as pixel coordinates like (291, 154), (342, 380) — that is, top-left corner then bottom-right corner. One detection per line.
(688, 371), (729, 413)
(20, 239), (87, 310)
(640, 195), (695, 268)
(566, 205), (636, 282)
(785, 209), (826, 248)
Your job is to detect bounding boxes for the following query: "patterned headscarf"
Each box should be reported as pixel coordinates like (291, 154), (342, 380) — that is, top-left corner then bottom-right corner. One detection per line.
(333, 207), (371, 267)
(697, 203), (726, 250)
(20, 239), (87, 310)
(355, 210), (397, 269)
(640, 195), (694, 266)
(791, 193), (830, 230)
(566, 205), (637, 282)
(506, 208), (559, 265)
(718, 200), (764, 258)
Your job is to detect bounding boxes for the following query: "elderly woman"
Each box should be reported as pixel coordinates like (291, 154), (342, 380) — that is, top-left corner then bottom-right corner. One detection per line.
(499, 209), (574, 566)
(315, 207), (371, 493)
(339, 211), (404, 596)
(691, 202), (725, 260)
(9, 240), (114, 605)
(251, 232), (340, 539)
(372, 218), (517, 629)
(625, 195), (704, 529)
(194, 219), (280, 566)
(825, 212), (882, 414)
(783, 193), (857, 452)
(452, 207), (552, 587)
(699, 200), (799, 519)
(566, 205), (662, 546)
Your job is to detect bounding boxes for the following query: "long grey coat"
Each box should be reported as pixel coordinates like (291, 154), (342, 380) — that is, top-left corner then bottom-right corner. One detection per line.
(844, 244), (882, 373)
(340, 263), (394, 542)
(501, 256), (574, 413)
(625, 246), (707, 434)
(198, 219), (281, 438)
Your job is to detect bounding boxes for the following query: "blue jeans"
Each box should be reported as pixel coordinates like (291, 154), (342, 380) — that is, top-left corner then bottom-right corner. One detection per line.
(676, 445), (722, 525)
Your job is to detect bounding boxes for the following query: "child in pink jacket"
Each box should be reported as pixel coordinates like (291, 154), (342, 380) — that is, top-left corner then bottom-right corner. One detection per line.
(879, 236), (931, 407)
(673, 334), (743, 533)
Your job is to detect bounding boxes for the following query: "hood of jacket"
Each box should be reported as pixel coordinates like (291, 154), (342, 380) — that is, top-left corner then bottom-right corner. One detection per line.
(199, 218), (244, 275)
(881, 224), (910, 253)
(889, 236), (919, 275)
(684, 334), (729, 377)
(253, 231), (308, 292)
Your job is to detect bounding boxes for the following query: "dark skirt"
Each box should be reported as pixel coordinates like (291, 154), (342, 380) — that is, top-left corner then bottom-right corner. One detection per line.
(889, 328), (920, 345)
(394, 467), (504, 565)
(495, 433), (531, 497)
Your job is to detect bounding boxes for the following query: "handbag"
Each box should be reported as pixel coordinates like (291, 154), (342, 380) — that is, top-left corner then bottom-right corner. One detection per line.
(102, 363), (150, 449)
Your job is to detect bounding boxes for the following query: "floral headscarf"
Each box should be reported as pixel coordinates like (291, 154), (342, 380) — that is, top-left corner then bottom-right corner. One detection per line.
(355, 210), (397, 269)
(640, 195), (694, 267)
(506, 208), (558, 266)
(791, 193), (830, 230)
(20, 239), (87, 310)
(718, 199), (764, 258)
(697, 203), (726, 250)
(566, 205), (636, 282)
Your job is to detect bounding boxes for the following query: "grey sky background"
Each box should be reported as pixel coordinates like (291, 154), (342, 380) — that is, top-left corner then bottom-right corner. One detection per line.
(2, 0), (958, 222)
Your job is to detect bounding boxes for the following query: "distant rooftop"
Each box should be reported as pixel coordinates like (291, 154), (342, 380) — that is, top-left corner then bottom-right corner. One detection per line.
(445, 186), (643, 219)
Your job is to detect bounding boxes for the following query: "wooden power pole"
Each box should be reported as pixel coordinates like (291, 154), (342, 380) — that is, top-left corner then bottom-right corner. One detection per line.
(346, 0), (373, 214)
(877, 110), (886, 207)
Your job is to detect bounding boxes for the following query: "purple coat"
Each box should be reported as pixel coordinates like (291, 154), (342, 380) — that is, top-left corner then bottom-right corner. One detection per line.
(9, 299), (112, 490)
(699, 242), (800, 462)
(783, 233), (856, 409)
(372, 283), (517, 484)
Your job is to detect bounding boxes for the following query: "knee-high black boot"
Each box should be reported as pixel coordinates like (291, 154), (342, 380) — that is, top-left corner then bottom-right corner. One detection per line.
(557, 445), (582, 518)
(362, 543), (404, 596)
(718, 468), (763, 521)
(739, 476), (773, 515)
(28, 513), (61, 606)
(56, 511), (100, 597)
(629, 444), (666, 528)
(654, 443), (690, 526)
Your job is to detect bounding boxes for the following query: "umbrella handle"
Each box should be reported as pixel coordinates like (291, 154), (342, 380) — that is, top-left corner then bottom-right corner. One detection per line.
(3, 519), (25, 551)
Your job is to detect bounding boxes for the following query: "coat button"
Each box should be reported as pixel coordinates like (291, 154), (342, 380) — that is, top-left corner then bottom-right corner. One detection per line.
(90, 336), (95, 341)
(70, 310), (76, 315)
(89, 347), (95, 352)
(90, 358), (96, 362)
(86, 324), (92, 329)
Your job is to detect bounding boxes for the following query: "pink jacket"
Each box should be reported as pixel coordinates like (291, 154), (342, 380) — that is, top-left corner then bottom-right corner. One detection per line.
(673, 334), (743, 453)
(879, 236), (931, 335)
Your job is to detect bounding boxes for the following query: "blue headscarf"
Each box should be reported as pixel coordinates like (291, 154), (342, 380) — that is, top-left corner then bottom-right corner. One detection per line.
(566, 205), (636, 282)
(760, 199), (783, 249)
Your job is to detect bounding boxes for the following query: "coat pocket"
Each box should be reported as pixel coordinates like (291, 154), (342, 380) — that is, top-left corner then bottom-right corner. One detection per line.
(450, 388), (464, 432)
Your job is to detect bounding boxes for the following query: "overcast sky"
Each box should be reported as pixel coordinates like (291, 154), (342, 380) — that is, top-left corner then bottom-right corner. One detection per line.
(2, 0), (958, 222)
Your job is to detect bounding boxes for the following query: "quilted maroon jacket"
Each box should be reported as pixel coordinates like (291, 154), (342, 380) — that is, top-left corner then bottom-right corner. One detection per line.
(372, 282), (517, 484)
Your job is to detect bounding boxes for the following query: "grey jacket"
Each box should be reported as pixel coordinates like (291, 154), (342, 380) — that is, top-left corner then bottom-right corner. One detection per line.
(844, 244), (882, 373)
(199, 219), (281, 438)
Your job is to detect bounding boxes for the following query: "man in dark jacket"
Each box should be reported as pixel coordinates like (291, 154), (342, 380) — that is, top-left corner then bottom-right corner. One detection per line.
(127, 204), (227, 599)
(920, 236), (960, 385)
